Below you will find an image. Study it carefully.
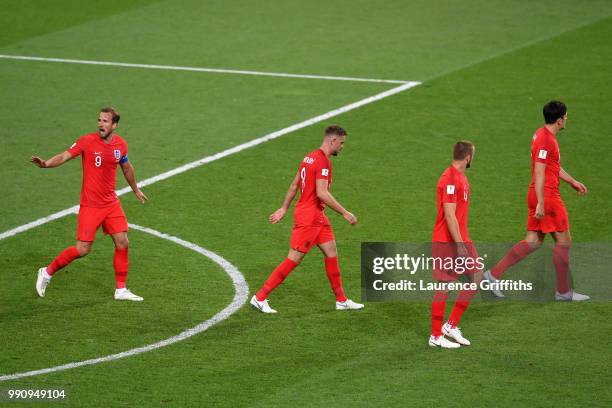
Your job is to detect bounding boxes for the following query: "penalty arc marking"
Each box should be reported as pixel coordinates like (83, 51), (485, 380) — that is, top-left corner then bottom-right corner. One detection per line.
(0, 60), (421, 381)
(0, 223), (249, 382)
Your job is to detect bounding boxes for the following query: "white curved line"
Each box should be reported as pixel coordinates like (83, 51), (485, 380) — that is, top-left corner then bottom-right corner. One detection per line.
(0, 223), (249, 382)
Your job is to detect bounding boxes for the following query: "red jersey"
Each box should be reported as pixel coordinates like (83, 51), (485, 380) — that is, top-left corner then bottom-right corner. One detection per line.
(529, 126), (560, 197)
(432, 165), (471, 243)
(68, 133), (129, 208)
(294, 149), (332, 227)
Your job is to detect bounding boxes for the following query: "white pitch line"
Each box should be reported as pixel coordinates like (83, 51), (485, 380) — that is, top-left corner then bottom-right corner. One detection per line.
(0, 54), (410, 84)
(0, 80), (420, 241)
(0, 66), (420, 381)
(0, 223), (249, 382)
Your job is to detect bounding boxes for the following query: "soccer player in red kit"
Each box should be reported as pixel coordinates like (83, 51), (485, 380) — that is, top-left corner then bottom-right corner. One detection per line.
(31, 107), (148, 301)
(250, 125), (364, 313)
(483, 101), (589, 301)
(430, 141), (482, 348)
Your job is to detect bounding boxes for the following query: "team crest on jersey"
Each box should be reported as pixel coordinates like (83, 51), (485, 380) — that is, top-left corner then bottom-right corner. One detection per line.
(114, 149), (121, 161)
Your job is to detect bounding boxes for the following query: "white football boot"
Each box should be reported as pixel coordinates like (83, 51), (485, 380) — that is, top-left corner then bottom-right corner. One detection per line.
(555, 291), (590, 301)
(443, 322), (471, 346)
(428, 335), (460, 349)
(36, 267), (52, 298)
(250, 295), (277, 313)
(482, 270), (505, 298)
(114, 288), (144, 301)
(336, 299), (365, 310)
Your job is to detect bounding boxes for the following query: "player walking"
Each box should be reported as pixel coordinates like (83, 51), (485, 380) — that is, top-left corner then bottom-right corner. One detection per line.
(483, 101), (589, 301)
(430, 141), (481, 348)
(32, 107), (147, 301)
(250, 125), (364, 313)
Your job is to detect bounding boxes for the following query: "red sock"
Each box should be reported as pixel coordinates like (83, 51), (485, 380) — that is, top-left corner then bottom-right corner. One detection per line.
(431, 291), (449, 337)
(256, 258), (298, 301)
(47, 246), (81, 276)
(553, 244), (571, 294)
(114, 248), (129, 289)
(447, 288), (477, 327)
(324, 256), (347, 302)
(491, 240), (536, 279)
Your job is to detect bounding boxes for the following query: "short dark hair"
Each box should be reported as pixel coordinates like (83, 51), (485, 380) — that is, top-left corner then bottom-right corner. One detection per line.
(543, 101), (566, 124)
(100, 106), (120, 124)
(453, 140), (474, 160)
(325, 125), (347, 137)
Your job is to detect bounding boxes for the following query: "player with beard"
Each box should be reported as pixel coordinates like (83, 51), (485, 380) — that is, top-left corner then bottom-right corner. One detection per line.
(250, 125), (364, 313)
(483, 101), (589, 301)
(32, 107), (147, 301)
(430, 141), (482, 348)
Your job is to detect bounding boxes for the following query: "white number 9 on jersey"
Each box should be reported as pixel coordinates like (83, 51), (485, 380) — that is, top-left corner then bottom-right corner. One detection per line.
(95, 155), (102, 167)
(300, 167), (306, 192)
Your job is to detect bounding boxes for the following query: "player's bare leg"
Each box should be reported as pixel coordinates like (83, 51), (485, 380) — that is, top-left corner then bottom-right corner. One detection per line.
(318, 240), (364, 310)
(551, 230), (589, 301)
(36, 240), (91, 298)
(111, 232), (143, 301)
(251, 248), (305, 313)
(483, 231), (544, 298)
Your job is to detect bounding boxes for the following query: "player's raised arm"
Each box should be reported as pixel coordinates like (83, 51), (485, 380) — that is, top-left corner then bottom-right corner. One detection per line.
(30, 151), (73, 168)
(315, 178), (357, 225)
(30, 152), (72, 168)
(534, 162), (546, 219)
(269, 173), (300, 224)
(120, 160), (148, 203)
(560, 166), (587, 195)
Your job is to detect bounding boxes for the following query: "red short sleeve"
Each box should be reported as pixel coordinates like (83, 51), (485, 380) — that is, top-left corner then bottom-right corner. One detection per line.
(534, 135), (552, 164)
(315, 157), (330, 181)
(68, 136), (87, 158)
(119, 140), (129, 164)
(441, 182), (458, 204)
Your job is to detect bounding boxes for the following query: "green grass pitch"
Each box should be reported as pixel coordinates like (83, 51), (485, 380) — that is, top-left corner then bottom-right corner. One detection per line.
(1, 0), (612, 406)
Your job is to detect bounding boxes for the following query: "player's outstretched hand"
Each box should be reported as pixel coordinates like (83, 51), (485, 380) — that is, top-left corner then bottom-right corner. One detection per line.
(135, 189), (148, 204)
(269, 208), (287, 224)
(572, 180), (588, 195)
(30, 156), (46, 168)
(343, 211), (357, 225)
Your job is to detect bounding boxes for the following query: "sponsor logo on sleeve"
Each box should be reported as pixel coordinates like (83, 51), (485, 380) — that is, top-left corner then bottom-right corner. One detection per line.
(321, 168), (329, 177)
(446, 185), (455, 194)
(538, 149), (548, 159)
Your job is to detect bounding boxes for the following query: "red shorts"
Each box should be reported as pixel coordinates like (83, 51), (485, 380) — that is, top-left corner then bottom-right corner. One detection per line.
(431, 242), (482, 281)
(290, 225), (335, 253)
(526, 190), (569, 233)
(77, 202), (128, 242)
